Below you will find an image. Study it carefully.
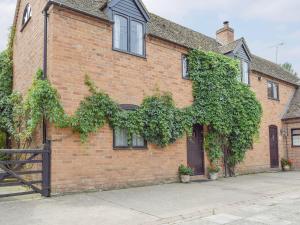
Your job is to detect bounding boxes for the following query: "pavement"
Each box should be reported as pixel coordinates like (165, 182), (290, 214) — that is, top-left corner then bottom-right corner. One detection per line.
(1, 171), (300, 225)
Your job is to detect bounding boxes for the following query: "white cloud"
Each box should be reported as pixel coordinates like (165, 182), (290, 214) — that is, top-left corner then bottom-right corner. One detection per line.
(0, 0), (17, 51)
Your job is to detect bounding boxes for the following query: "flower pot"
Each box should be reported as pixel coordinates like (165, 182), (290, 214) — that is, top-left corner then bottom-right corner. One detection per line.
(209, 172), (218, 180)
(283, 165), (291, 171)
(180, 175), (191, 183)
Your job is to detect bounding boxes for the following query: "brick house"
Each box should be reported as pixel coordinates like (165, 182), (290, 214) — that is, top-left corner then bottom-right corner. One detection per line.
(12, 0), (300, 193)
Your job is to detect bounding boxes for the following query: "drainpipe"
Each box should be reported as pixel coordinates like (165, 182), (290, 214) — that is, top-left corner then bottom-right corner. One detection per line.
(42, 4), (50, 144)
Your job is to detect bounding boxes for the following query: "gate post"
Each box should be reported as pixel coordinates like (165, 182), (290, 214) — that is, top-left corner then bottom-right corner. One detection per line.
(42, 140), (51, 197)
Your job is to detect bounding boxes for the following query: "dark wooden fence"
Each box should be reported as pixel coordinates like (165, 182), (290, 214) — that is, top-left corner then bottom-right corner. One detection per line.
(0, 141), (51, 198)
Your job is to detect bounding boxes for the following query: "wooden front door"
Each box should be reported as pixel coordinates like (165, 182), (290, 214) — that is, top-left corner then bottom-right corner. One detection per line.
(269, 125), (279, 168)
(187, 124), (204, 175)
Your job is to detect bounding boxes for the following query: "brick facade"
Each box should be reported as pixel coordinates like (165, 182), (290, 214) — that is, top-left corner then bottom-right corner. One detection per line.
(282, 119), (300, 168)
(13, 2), (299, 193)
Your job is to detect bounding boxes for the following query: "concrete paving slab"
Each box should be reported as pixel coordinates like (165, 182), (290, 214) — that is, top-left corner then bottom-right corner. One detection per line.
(203, 213), (242, 224)
(1, 171), (300, 225)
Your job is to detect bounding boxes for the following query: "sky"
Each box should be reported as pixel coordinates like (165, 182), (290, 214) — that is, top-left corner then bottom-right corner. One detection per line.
(1, 0), (300, 74)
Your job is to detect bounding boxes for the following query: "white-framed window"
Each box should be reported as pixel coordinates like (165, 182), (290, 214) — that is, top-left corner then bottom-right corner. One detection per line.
(113, 14), (145, 56)
(292, 129), (300, 147)
(182, 55), (189, 79)
(267, 81), (279, 100)
(22, 4), (32, 27)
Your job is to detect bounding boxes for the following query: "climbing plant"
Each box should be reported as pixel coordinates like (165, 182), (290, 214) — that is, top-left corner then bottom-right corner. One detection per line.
(0, 27), (15, 150)
(0, 37), (262, 172)
(188, 50), (262, 173)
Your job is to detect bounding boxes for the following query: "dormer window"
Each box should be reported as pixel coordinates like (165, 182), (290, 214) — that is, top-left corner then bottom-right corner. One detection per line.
(113, 14), (145, 56)
(21, 4), (32, 29)
(240, 60), (249, 85)
(108, 0), (150, 57)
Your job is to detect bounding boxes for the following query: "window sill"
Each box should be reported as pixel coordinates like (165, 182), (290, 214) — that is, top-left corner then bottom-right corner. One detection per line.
(20, 17), (31, 32)
(182, 76), (190, 80)
(113, 48), (146, 59)
(113, 147), (148, 151)
(268, 97), (280, 102)
(291, 145), (300, 148)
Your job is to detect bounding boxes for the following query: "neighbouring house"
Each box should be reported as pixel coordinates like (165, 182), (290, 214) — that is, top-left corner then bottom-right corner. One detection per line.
(12, 0), (300, 193)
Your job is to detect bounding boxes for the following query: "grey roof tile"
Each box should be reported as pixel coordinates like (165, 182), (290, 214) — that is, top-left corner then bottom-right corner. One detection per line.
(283, 88), (300, 119)
(251, 55), (299, 85)
(148, 13), (220, 51)
(219, 39), (242, 54)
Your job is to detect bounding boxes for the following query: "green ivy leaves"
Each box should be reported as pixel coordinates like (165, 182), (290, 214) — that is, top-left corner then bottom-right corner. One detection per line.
(188, 50), (262, 169)
(1, 41), (262, 169)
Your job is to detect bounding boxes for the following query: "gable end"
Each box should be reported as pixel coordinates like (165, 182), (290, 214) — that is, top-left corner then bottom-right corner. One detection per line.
(107, 0), (150, 22)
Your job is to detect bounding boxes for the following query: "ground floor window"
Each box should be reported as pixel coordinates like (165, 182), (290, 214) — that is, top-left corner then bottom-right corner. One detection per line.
(114, 128), (146, 149)
(292, 129), (300, 147)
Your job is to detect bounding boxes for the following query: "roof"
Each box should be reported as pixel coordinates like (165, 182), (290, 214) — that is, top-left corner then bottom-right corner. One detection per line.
(251, 55), (299, 85)
(283, 88), (300, 120)
(48, 0), (109, 19)
(13, 0), (299, 86)
(148, 13), (220, 51)
(219, 39), (241, 54)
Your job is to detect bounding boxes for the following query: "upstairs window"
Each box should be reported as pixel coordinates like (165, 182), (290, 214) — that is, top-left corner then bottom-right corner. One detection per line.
(113, 14), (145, 56)
(267, 81), (279, 100)
(182, 55), (189, 79)
(292, 129), (300, 147)
(239, 60), (249, 85)
(22, 4), (32, 28)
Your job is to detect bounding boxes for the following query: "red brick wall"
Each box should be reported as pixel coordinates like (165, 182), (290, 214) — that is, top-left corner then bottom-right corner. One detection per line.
(48, 7), (297, 192)
(237, 72), (296, 174)
(47, 6), (194, 193)
(283, 119), (300, 169)
(13, 0), (47, 148)
(13, 4), (298, 193)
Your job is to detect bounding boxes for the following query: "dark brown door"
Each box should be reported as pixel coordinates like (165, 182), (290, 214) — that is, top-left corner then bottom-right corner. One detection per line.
(187, 124), (204, 175)
(269, 125), (279, 168)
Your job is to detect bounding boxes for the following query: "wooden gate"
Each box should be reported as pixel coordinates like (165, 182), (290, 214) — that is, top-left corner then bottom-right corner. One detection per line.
(0, 141), (51, 198)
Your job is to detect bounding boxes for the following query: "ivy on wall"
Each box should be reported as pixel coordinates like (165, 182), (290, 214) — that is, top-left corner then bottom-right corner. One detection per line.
(188, 50), (262, 173)
(0, 43), (262, 172)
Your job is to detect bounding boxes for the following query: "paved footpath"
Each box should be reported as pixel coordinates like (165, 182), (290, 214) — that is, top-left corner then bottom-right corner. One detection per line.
(1, 172), (300, 225)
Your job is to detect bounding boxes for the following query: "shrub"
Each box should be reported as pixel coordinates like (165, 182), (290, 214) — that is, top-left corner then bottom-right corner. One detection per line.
(178, 164), (194, 176)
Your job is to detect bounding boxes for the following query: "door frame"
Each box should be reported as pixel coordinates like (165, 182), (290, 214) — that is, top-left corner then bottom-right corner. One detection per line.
(269, 125), (279, 168)
(187, 124), (205, 175)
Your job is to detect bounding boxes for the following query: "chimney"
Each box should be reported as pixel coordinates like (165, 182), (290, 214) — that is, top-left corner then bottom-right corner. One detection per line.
(216, 21), (234, 45)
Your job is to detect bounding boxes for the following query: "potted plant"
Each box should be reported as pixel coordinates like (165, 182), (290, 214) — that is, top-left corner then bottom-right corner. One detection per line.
(281, 158), (292, 171)
(208, 164), (220, 180)
(178, 164), (194, 183)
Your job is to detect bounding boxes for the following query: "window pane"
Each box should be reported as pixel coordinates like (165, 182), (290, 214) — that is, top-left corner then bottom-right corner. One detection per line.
(292, 129), (300, 135)
(114, 15), (128, 51)
(238, 60), (243, 82)
(267, 82), (273, 98)
(273, 83), (278, 99)
(182, 56), (188, 78)
(130, 21), (144, 55)
(132, 134), (145, 147)
(293, 135), (300, 146)
(23, 4), (32, 25)
(242, 61), (249, 84)
(115, 128), (128, 147)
